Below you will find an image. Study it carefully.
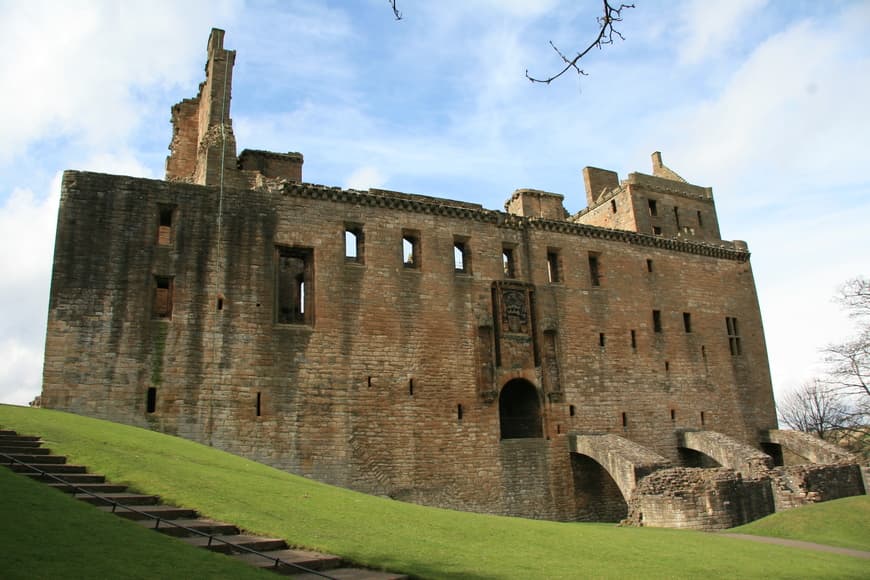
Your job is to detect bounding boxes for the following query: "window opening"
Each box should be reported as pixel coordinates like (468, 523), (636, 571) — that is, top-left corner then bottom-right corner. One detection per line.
(653, 226), (662, 236)
(610, 199), (617, 213)
(665, 361), (670, 372)
(630, 329), (637, 350)
(402, 232), (420, 268)
(697, 210), (703, 227)
(153, 276), (173, 320)
(621, 412), (628, 428)
(502, 246), (516, 278)
(146, 387), (157, 413)
(683, 312), (692, 333)
(653, 310), (662, 333)
(648, 199), (658, 216)
(673, 206), (681, 228)
(276, 247), (314, 325)
(726, 317), (741, 355)
(499, 379), (542, 439)
(588, 253), (601, 287)
(599, 332), (606, 348)
(646, 259), (653, 273)
(547, 250), (561, 283)
(409, 378), (414, 396)
(216, 295), (224, 311)
(454, 239), (470, 273)
(670, 409), (676, 422)
(256, 392), (261, 417)
(700, 411), (706, 426)
(345, 226), (364, 262)
(457, 403), (463, 421)
(701, 345), (706, 358)
(367, 376), (372, 388)
(569, 404), (576, 417)
(157, 205), (175, 246)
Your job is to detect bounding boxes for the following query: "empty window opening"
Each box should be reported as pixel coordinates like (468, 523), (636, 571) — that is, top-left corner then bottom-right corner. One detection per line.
(502, 246), (516, 278)
(276, 247), (314, 325)
(700, 411), (706, 426)
(345, 226), (364, 262)
(499, 379), (542, 439)
(673, 206), (681, 228)
(255, 392), (261, 417)
(630, 329), (637, 350)
(556, 424), (561, 434)
(653, 226), (662, 236)
(646, 259), (653, 273)
(569, 404), (576, 417)
(157, 205), (175, 246)
(216, 294), (224, 311)
(670, 409), (676, 422)
(547, 250), (561, 283)
(653, 310), (662, 333)
(454, 238), (470, 273)
(621, 412), (628, 428)
(701, 345), (707, 358)
(726, 316), (742, 355)
(648, 199), (658, 216)
(367, 376), (372, 388)
(610, 199), (617, 213)
(457, 403), (463, 421)
(683, 312), (692, 333)
(153, 276), (173, 320)
(697, 210), (703, 227)
(402, 232), (420, 268)
(146, 387), (157, 414)
(409, 378), (414, 396)
(665, 361), (670, 372)
(599, 333), (606, 348)
(588, 253), (601, 286)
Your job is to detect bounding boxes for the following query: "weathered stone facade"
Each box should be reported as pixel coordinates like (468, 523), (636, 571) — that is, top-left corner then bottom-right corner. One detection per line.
(41, 29), (864, 529)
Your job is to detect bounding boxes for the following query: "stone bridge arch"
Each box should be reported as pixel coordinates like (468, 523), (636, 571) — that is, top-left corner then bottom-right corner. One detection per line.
(569, 433), (671, 518)
(677, 430), (773, 477)
(760, 429), (857, 465)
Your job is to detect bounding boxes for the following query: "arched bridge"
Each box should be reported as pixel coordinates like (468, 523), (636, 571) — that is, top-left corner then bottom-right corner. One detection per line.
(677, 430), (773, 477)
(569, 433), (671, 501)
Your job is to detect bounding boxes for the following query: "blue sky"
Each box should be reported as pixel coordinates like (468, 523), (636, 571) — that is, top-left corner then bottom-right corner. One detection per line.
(1, 0), (868, 406)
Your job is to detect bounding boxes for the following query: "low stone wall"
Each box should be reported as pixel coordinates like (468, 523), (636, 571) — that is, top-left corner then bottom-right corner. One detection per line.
(623, 467), (774, 530)
(769, 463), (866, 511)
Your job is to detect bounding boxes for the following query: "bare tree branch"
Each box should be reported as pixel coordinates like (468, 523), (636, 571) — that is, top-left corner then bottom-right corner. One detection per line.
(387, 0), (402, 21)
(526, 1), (634, 85)
(835, 276), (870, 319)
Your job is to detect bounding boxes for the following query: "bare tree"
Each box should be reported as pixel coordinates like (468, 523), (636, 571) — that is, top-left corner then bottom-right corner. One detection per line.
(825, 277), (870, 401)
(778, 380), (853, 442)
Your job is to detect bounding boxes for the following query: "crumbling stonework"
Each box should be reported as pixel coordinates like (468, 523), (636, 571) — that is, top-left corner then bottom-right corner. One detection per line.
(40, 29), (864, 529)
(768, 463), (865, 511)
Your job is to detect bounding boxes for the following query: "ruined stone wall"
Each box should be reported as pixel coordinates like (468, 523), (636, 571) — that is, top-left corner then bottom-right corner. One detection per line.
(43, 166), (778, 520)
(769, 463), (866, 511)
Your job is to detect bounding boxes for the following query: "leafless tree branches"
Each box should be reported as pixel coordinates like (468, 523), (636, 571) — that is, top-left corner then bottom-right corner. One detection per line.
(387, 0), (402, 21)
(526, 1), (634, 85)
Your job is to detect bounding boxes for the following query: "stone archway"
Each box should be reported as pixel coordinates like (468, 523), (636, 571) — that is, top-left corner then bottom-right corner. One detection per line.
(498, 379), (542, 439)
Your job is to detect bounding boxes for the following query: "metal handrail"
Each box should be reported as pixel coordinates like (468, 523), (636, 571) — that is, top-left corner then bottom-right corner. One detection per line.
(1, 448), (336, 578)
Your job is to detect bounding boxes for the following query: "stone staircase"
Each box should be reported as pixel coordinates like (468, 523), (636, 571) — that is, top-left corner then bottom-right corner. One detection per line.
(0, 430), (406, 579)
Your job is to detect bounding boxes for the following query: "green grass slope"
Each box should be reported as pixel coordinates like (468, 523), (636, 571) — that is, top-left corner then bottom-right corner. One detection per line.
(1, 404), (867, 579)
(730, 495), (870, 552)
(0, 466), (272, 580)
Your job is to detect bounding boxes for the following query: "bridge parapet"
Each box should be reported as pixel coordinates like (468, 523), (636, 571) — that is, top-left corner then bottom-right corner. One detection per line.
(569, 433), (671, 500)
(678, 430), (773, 477)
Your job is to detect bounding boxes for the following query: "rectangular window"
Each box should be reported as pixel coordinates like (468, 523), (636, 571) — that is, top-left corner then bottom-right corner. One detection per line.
(502, 246), (516, 278)
(726, 316), (741, 355)
(631, 329), (637, 350)
(153, 276), (173, 320)
(653, 226), (662, 236)
(345, 225), (364, 263)
(547, 249), (561, 283)
(648, 199), (658, 216)
(610, 199), (617, 213)
(454, 238), (470, 273)
(146, 387), (157, 413)
(588, 252), (601, 287)
(276, 246), (314, 325)
(683, 312), (692, 333)
(157, 205), (175, 246)
(673, 206), (681, 229)
(255, 392), (262, 417)
(646, 259), (653, 273)
(402, 231), (421, 268)
(653, 310), (662, 333)
(697, 210), (704, 227)
(599, 332), (606, 348)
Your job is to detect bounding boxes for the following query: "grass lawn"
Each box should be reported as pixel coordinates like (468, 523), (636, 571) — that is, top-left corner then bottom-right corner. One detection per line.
(2, 404), (867, 579)
(729, 495), (870, 552)
(0, 465), (273, 580)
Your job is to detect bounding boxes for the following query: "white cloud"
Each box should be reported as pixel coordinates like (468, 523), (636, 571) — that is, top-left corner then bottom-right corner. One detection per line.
(677, 0), (768, 65)
(345, 166), (387, 190)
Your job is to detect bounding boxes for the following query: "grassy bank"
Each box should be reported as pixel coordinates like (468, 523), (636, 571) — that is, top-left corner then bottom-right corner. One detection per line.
(1, 404), (867, 579)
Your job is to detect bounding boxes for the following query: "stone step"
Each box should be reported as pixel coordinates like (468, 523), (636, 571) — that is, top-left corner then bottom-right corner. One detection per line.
(235, 548), (343, 573)
(77, 492), (160, 506)
(99, 504), (199, 521)
(48, 482), (128, 494)
(286, 569), (408, 580)
(180, 534), (287, 555)
(0, 445), (51, 455)
(9, 463), (88, 474)
(0, 433), (40, 441)
(1, 453), (66, 464)
(0, 439), (44, 448)
(27, 471), (105, 483)
(133, 518), (240, 538)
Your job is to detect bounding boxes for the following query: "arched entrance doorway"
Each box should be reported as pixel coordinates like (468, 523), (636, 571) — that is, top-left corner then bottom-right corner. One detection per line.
(498, 379), (542, 439)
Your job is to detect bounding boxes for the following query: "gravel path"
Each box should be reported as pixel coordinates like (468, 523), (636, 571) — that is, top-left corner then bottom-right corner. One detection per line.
(721, 533), (870, 559)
